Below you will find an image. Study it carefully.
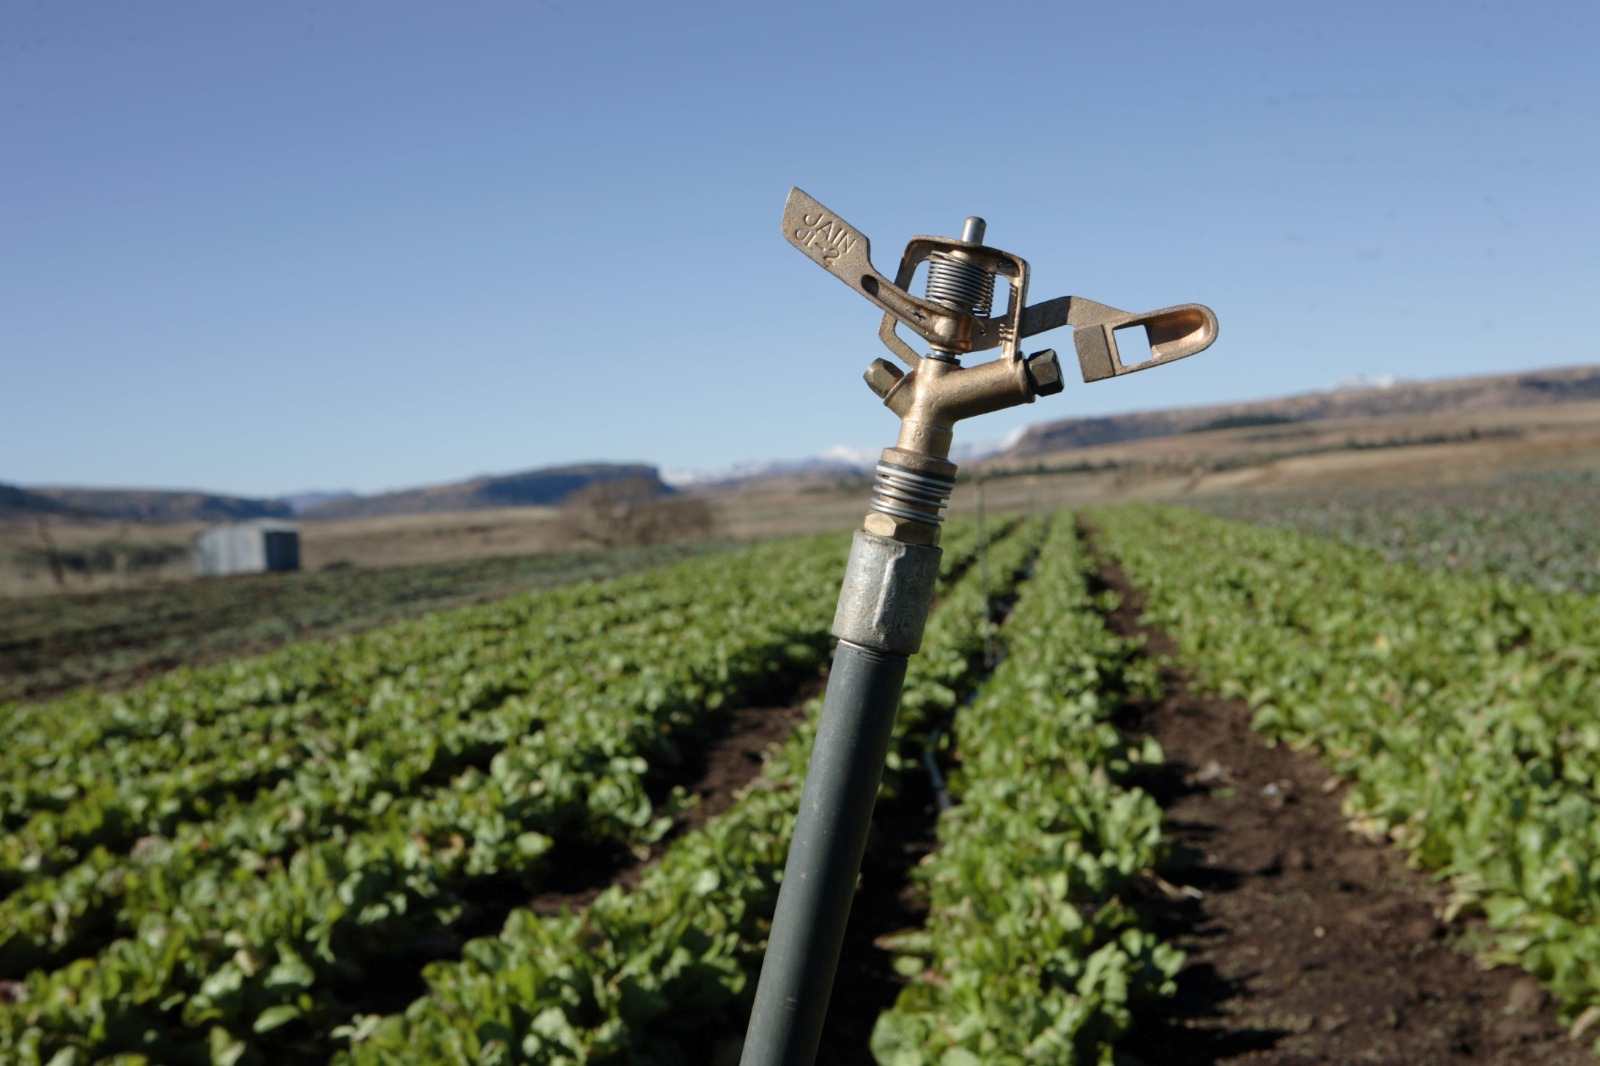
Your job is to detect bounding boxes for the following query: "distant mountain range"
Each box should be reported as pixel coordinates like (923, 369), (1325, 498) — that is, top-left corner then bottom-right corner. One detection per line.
(664, 451), (873, 488)
(297, 463), (666, 520)
(999, 364), (1600, 457)
(7, 365), (1596, 525)
(2, 485), (293, 523)
(2, 463), (667, 525)
(664, 440), (1001, 487)
(0, 484), (89, 520)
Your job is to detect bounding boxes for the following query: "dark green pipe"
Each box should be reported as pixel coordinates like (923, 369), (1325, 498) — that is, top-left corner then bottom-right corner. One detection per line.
(738, 639), (908, 1066)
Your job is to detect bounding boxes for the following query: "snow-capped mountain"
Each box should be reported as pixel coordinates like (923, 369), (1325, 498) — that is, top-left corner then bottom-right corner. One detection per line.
(662, 440), (1005, 488)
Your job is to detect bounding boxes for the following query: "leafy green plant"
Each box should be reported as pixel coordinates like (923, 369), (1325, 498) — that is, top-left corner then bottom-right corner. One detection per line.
(1098, 504), (1600, 1049)
(331, 520), (1045, 1065)
(1193, 470), (1600, 596)
(0, 536), (855, 1063)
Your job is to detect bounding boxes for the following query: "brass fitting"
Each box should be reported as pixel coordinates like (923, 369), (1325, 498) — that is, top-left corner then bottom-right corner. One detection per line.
(854, 351), (1060, 544)
(871, 349), (1062, 459)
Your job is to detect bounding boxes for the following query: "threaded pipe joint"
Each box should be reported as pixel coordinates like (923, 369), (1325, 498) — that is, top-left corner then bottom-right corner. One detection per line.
(869, 461), (955, 527)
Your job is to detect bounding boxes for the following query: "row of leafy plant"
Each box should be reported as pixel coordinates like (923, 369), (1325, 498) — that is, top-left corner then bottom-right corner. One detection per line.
(0, 547), (771, 836)
(327, 518), (1047, 1065)
(0, 531), (876, 1063)
(2, 576), (667, 837)
(0, 538), (843, 982)
(0, 520), (1001, 1064)
(1, 538), (716, 704)
(870, 518), (1179, 1064)
(1097, 505), (1600, 1048)
(1, 521), (953, 873)
(4, 523), (984, 784)
(0, 520), (985, 896)
(0, 523), (985, 896)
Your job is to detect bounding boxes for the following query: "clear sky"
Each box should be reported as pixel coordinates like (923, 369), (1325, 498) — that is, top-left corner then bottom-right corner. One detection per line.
(4, 1), (1596, 496)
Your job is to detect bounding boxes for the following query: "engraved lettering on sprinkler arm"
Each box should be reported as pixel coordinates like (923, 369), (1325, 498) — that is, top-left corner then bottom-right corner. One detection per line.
(794, 211), (857, 266)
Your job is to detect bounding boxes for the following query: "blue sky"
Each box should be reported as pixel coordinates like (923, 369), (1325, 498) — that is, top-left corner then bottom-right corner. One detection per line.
(3, 1), (1596, 495)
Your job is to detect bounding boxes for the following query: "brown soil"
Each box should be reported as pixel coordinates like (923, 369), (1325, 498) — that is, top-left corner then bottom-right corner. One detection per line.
(1082, 525), (1591, 1066)
(528, 682), (822, 914)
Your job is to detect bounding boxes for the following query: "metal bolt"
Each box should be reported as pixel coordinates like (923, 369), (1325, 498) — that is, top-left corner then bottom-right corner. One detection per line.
(960, 216), (986, 245)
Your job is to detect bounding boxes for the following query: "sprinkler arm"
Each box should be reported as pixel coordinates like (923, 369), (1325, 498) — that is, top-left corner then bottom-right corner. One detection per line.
(1023, 295), (1220, 384)
(784, 187), (1016, 361)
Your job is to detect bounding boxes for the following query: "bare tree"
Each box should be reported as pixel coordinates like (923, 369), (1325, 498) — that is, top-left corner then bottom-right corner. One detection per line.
(33, 517), (66, 589)
(552, 478), (718, 550)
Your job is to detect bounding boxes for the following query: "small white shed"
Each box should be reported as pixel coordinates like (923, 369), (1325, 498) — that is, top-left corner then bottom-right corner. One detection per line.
(194, 520), (301, 576)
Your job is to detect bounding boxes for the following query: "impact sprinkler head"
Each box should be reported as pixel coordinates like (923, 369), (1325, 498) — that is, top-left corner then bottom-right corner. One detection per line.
(780, 186), (1219, 539)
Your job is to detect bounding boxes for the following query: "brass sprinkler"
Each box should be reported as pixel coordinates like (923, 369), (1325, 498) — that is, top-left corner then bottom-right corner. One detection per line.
(782, 186), (1218, 544)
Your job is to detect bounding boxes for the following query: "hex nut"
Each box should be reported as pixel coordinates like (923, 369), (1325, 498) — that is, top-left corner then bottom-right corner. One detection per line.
(863, 511), (940, 546)
(1025, 348), (1065, 396)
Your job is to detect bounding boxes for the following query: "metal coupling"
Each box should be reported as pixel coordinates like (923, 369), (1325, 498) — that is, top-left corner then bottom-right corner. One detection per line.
(831, 531), (942, 655)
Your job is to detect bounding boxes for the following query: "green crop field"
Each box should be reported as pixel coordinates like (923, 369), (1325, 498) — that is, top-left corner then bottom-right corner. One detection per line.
(0, 543), (717, 705)
(2, 504), (1597, 1064)
(1100, 507), (1600, 1003)
(1193, 469), (1600, 596)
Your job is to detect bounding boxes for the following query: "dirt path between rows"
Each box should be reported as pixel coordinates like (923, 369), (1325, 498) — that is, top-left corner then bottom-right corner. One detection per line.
(338, 672), (827, 1026)
(528, 683), (823, 916)
(358, 538), (1015, 1037)
(525, 530), (1014, 922)
(1082, 526), (1590, 1066)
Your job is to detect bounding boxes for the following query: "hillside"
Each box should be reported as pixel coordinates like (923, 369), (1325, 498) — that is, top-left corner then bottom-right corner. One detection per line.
(0, 483), (86, 520)
(299, 462), (669, 520)
(8, 366), (1595, 530)
(1002, 364), (1600, 457)
(8, 485), (291, 523)
(3, 464), (671, 526)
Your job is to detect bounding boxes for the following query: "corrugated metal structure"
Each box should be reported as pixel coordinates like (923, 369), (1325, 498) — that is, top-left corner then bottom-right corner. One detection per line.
(194, 520), (300, 576)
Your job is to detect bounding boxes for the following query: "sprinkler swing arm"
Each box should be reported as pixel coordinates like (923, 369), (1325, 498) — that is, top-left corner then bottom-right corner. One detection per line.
(739, 188), (1218, 1066)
